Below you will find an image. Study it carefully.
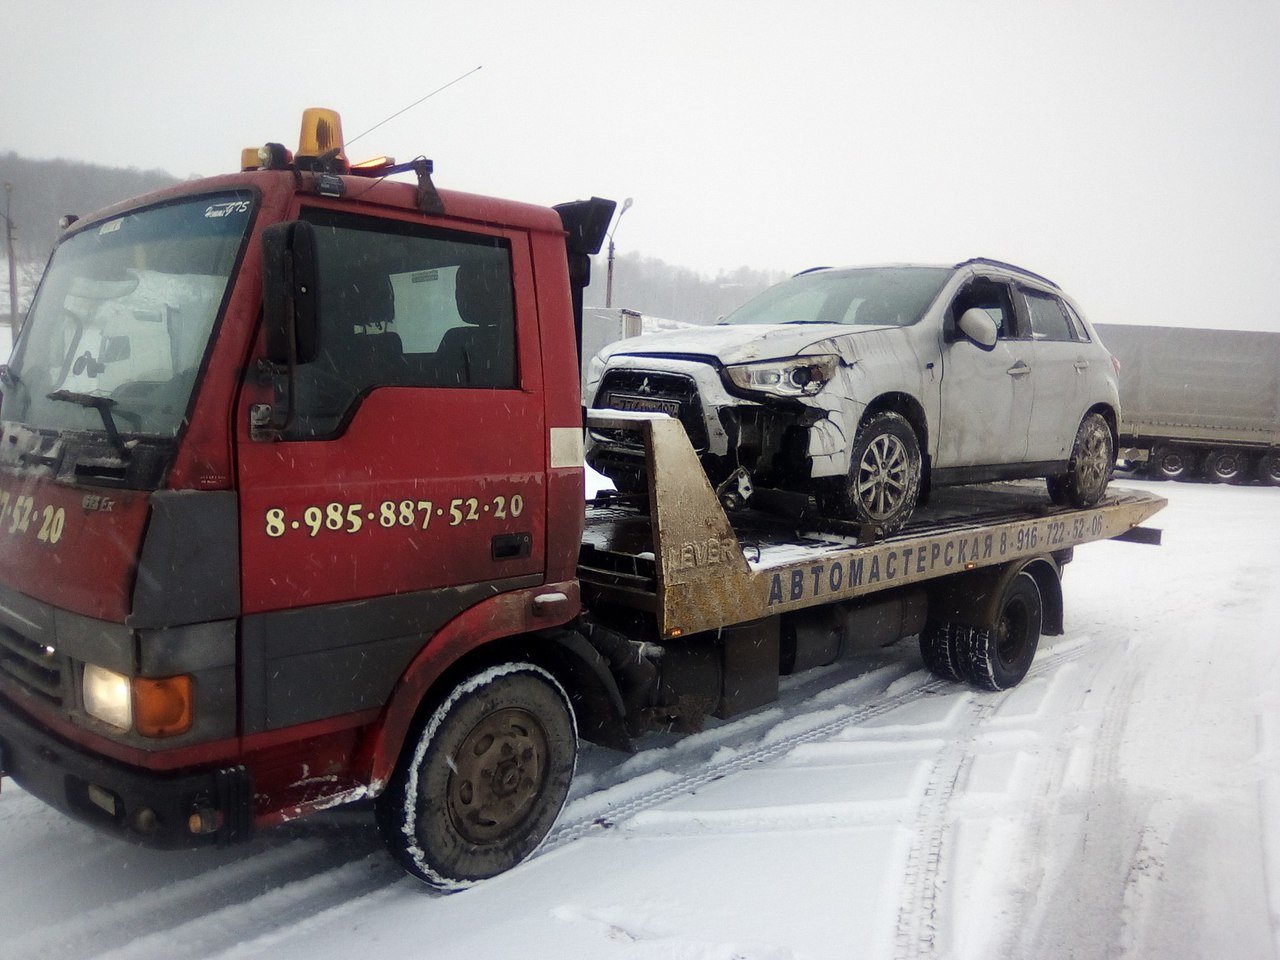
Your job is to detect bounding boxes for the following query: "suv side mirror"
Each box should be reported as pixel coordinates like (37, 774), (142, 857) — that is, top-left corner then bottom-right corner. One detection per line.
(958, 307), (998, 348)
(261, 220), (319, 365)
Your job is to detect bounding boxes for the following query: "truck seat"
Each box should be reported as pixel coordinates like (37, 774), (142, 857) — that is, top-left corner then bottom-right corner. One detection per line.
(436, 262), (516, 387)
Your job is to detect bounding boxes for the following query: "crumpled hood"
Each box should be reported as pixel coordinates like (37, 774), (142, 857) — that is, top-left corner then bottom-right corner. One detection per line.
(597, 322), (897, 367)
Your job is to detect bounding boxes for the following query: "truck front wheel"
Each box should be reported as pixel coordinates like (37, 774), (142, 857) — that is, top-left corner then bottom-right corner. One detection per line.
(376, 663), (577, 890)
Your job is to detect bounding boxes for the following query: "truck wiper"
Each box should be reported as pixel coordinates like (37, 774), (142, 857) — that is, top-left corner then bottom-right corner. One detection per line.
(45, 390), (128, 458)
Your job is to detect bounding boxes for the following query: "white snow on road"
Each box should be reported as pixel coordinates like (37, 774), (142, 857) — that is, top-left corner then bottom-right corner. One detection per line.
(3, 478), (1279, 959)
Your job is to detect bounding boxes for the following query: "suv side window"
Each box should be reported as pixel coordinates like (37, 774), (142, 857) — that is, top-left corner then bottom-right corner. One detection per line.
(1022, 289), (1076, 342)
(288, 209), (518, 439)
(949, 278), (1018, 339)
(1063, 301), (1092, 342)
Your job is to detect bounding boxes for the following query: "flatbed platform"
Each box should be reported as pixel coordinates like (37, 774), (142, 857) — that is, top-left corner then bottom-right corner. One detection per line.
(580, 414), (1166, 637)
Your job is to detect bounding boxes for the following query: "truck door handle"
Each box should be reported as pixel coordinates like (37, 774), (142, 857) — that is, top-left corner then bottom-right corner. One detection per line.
(1074, 360), (1090, 371)
(492, 533), (532, 560)
(1007, 362), (1031, 377)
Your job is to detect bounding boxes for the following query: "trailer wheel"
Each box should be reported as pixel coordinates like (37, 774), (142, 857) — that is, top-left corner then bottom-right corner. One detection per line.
(1256, 452), (1280, 486)
(825, 411), (922, 532)
(960, 572), (1043, 691)
(375, 663), (577, 890)
(919, 620), (967, 682)
(1150, 444), (1194, 481)
(1047, 413), (1113, 506)
(1203, 448), (1247, 484)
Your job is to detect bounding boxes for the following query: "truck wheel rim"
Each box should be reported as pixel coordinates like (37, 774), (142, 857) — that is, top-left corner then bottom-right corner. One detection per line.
(446, 707), (548, 845)
(856, 434), (910, 520)
(997, 599), (1031, 667)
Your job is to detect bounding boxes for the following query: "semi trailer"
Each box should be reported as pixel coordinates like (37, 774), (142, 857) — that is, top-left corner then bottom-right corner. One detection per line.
(1095, 323), (1280, 484)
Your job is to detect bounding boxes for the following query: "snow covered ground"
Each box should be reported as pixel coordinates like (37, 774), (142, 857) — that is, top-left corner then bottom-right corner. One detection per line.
(2, 477), (1279, 960)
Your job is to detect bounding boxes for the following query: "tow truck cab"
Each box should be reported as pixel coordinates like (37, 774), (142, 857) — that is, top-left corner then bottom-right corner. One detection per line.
(0, 110), (611, 846)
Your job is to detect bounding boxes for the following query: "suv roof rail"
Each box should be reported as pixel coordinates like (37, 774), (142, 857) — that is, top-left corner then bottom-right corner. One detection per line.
(957, 257), (1059, 289)
(792, 266), (833, 277)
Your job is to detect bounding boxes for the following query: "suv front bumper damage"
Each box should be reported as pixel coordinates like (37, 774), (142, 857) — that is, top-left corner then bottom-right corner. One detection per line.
(589, 355), (859, 489)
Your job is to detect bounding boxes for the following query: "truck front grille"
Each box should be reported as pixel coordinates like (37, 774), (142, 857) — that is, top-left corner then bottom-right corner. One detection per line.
(593, 369), (710, 451)
(0, 623), (64, 706)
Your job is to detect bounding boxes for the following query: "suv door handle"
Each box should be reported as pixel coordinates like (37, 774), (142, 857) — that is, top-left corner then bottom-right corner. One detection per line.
(1007, 362), (1031, 377)
(1074, 360), (1091, 371)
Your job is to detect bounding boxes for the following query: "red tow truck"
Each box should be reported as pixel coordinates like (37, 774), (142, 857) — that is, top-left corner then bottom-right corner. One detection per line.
(0, 110), (1164, 888)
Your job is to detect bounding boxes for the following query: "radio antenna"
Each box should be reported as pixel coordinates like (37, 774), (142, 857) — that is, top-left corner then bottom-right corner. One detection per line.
(346, 65), (483, 148)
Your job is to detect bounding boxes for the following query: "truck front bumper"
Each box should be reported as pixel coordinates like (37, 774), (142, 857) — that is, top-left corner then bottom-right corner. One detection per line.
(0, 696), (253, 849)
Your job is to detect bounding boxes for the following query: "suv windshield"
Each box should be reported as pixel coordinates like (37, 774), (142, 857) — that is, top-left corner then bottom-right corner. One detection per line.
(723, 266), (953, 327)
(1, 192), (253, 439)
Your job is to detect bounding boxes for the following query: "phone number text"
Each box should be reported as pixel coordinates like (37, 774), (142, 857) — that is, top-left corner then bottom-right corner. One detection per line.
(264, 495), (525, 538)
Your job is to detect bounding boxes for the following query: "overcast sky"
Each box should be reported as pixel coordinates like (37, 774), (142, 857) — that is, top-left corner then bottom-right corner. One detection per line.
(5, 0), (1278, 330)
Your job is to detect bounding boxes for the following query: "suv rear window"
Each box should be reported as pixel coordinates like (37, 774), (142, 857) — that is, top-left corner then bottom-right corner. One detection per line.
(1023, 290), (1076, 342)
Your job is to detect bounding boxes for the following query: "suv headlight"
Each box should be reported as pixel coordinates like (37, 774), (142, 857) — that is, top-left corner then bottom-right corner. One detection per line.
(585, 354), (607, 397)
(724, 355), (840, 398)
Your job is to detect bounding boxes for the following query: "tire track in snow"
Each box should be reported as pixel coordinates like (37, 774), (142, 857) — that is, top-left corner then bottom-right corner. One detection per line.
(547, 643), (1089, 863)
(541, 675), (954, 854)
(1089, 649), (1139, 787)
(89, 855), (402, 960)
(10, 827), (394, 960)
(1014, 641), (1167, 960)
(890, 642), (1092, 960)
(891, 695), (998, 960)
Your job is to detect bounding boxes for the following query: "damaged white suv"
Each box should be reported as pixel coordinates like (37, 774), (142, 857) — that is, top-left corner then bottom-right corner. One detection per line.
(586, 259), (1120, 531)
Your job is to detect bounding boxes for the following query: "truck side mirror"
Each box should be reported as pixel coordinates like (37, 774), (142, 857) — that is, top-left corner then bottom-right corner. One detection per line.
(958, 307), (998, 349)
(261, 220), (319, 365)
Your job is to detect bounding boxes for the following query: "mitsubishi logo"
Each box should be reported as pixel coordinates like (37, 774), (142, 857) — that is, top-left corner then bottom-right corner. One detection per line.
(637, 377), (653, 396)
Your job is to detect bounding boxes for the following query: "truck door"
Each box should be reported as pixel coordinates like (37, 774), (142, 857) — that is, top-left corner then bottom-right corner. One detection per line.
(937, 277), (1032, 467)
(234, 208), (547, 731)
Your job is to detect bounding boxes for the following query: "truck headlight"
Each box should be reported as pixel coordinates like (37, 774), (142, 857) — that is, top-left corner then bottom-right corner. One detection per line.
(82, 666), (194, 736)
(724, 355), (840, 398)
(83, 664), (132, 730)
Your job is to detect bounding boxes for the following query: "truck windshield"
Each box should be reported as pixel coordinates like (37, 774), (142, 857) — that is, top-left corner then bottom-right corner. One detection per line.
(722, 266), (953, 328)
(1, 192), (253, 439)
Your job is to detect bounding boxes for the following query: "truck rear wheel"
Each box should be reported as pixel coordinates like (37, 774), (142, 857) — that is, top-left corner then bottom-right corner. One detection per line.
(1150, 444), (1194, 481)
(375, 663), (577, 890)
(1203, 448), (1247, 484)
(919, 620), (967, 682)
(959, 572), (1043, 691)
(1257, 452), (1280, 486)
